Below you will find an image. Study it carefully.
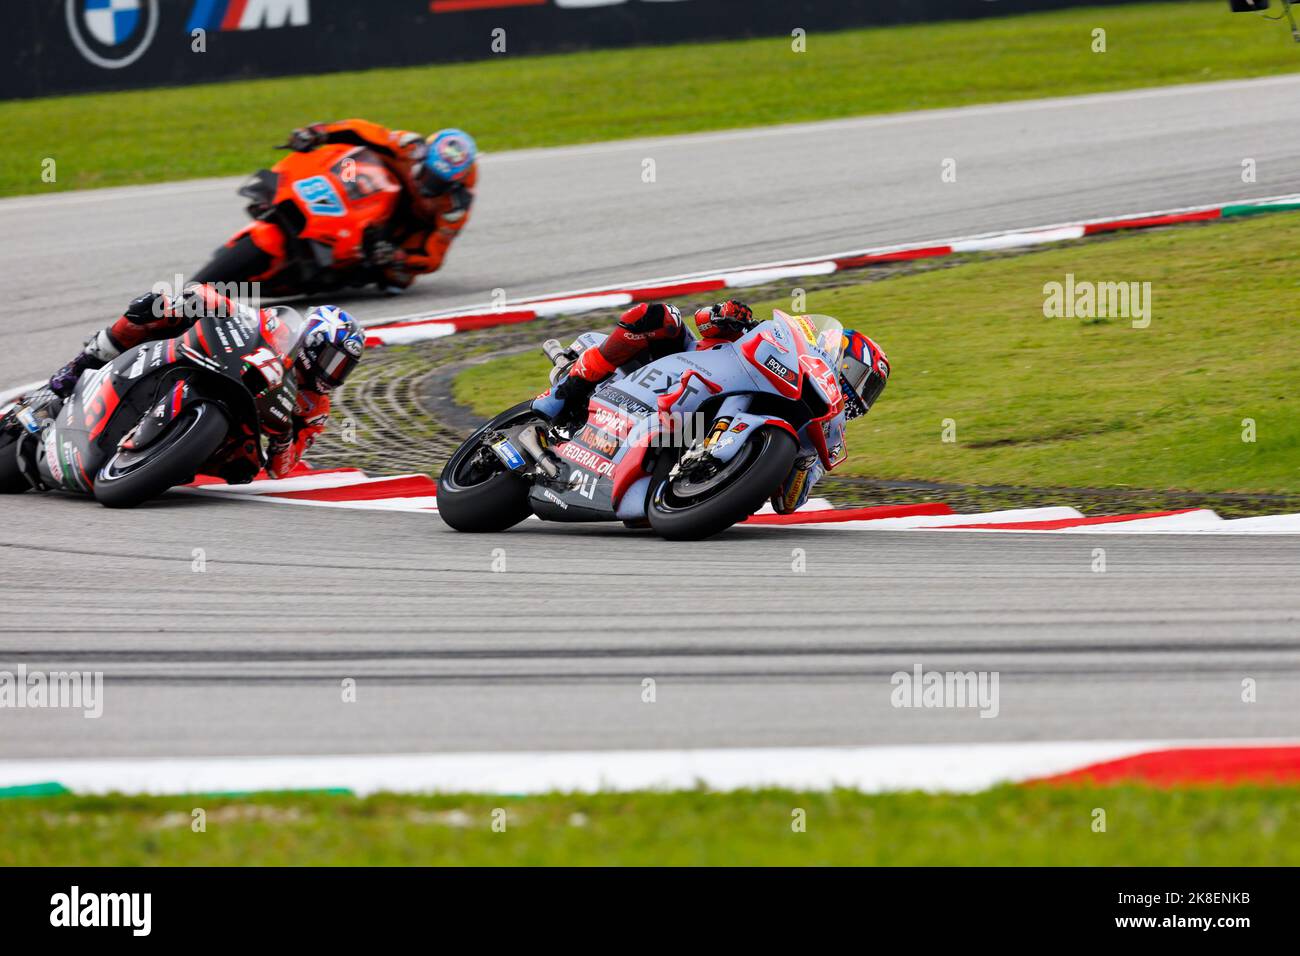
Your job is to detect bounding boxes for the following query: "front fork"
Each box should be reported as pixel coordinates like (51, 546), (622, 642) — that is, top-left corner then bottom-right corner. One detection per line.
(121, 379), (192, 453)
(668, 395), (812, 512)
(674, 394), (799, 470)
(9, 395), (62, 491)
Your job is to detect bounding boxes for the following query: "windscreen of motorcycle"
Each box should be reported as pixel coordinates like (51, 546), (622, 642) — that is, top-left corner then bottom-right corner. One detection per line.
(778, 311), (845, 366)
(261, 307), (306, 365)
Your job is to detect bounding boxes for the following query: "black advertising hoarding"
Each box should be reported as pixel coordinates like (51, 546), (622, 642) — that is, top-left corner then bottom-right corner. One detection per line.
(11, 0), (1177, 100)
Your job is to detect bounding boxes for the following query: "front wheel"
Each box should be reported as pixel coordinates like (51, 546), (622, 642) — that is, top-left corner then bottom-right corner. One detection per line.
(93, 402), (230, 509)
(648, 426), (798, 541)
(437, 401), (537, 533)
(193, 233), (275, 286)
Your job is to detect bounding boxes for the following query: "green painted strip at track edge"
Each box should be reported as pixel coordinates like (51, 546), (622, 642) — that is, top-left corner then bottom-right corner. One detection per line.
(190, 788), (355, 799)
(1221, 202), (1300, 217)
(0, 782), (71, 799)
(0, 783), (354, 800)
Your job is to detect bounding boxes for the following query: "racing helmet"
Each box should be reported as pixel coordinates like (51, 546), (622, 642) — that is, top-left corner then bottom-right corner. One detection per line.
(417, 128), (478, 196)
(295, 306), (365, 393)
(840, 330), (890, 420)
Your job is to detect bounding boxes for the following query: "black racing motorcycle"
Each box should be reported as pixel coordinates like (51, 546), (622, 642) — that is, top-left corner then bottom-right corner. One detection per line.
(0, 304), (303, 508)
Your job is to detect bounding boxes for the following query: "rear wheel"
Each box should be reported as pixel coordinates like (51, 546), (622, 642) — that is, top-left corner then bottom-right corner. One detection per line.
(93, 403), (230, 509)
(437, 402), (537, 533)
(193, 234), (275, 286)
(647, 426), (798, 541)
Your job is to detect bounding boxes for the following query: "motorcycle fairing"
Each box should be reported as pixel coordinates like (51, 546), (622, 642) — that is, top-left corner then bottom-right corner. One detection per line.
(738, 314), (804, 399)
(273, 146), (401, 264)
(225, 146), (403, 294)
(740, 310), (849, 470)
(36, 311), (295, 491)
(527, 341), (782, 522)
(292, 176), (347, 218)
(40, 357), (147, 492)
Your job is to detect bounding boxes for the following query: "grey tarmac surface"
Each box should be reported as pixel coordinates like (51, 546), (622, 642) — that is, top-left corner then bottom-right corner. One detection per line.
(0, 495), (1296, 757)
(1, 77), (1298, 759)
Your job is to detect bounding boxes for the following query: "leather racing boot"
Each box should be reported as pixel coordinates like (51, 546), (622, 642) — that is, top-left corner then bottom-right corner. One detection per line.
(48, 329), (122, 398)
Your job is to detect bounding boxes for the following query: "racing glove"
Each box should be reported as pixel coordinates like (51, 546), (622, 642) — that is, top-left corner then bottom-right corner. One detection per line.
(717, 299), (754, 326)
(216, 457), (260, 486)
(696, 300), (755, 339)
(366, 238), (405, 269)
(286, 124), (328, 152)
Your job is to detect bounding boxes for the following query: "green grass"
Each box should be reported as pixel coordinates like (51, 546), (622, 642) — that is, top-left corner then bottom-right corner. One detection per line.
(456, 212), (1300, 494)
(2, 784), (1297, 865)
(2, 2), (1296, 197)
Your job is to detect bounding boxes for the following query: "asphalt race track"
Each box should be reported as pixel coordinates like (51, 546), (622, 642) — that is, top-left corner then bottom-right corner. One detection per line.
(2, 496), (1298, 757)
(1, 76), (1298, 758)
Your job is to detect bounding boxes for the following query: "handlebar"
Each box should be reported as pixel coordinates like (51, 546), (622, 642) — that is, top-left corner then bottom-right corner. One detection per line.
(541, 339), (569, 366)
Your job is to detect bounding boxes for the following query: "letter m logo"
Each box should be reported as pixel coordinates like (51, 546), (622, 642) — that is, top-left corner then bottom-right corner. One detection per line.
(190, 0), (310, 32)
(240, 0), (310, 29)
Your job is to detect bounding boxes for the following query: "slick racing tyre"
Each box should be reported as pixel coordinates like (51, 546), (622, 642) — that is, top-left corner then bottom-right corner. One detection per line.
(437, 401), (536, 533)
(648, 426), (798, 541)
(93, 402), (230, 509)
(0, 431), (29, 494)
(193, 234), (275, 286)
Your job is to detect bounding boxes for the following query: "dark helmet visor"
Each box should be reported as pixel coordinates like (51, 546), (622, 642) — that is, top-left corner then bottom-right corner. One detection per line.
(312, 341), (360, 391)
(840, 351), (886, 419)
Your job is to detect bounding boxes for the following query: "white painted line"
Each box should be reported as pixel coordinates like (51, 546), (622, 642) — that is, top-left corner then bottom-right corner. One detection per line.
(950, 226), (1086, 252)
(753, 497), (835, 515)
(802, 507), (1086, 530)
(174, 484), (1300, 536)
(1, 738), (1295, 796)
(177, 473), (437, 512)
(366, 323), (458, 345)
(1212, 513), (1300, 533)
(321, 495), (441, 511)
(1057, 518), (1300, 535)
(1059, 509), (1223, 533)
(529, 293), (632, 317)
(719, 262), (838, 287)
(178, 487), (442, 513)
(0, 380), (43, 407)
(185, 472), (375, 495)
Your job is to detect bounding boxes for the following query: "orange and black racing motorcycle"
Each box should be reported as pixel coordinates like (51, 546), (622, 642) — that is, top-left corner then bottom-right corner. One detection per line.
(194, 144), (404, 296)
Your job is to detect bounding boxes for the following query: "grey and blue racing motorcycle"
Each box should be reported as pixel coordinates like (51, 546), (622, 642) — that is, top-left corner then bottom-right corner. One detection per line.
(438, 311), (853, 540)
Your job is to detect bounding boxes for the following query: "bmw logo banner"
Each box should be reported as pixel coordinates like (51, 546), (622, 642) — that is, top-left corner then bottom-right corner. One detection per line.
(66, 0), (160, 70)
(10, 0), (321, 96)
(7, 0), (1089, 99)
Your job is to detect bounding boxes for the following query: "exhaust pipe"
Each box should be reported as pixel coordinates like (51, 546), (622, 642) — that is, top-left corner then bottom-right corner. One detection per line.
(517, 426), (560, 479)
